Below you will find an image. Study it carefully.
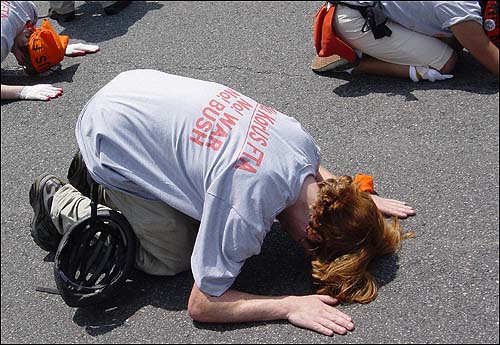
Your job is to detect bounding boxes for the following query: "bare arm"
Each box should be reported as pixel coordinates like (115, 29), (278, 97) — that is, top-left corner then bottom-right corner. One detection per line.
(188, 283), (354, 336)
(1, 83), (63, 101)
(450, 20), (499, 76)
(316, 165), (336, 181)
(1, 84), (24, 100)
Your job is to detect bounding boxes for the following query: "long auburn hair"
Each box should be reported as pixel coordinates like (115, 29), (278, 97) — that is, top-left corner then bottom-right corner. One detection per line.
(307, 175), (413, 304)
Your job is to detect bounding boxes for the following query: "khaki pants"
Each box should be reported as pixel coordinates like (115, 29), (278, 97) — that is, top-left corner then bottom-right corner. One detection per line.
(51, 184), (199, 276)
(333, 4), (454, 70)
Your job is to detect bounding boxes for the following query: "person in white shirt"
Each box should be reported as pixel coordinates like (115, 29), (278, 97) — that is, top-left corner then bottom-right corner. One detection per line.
(1, 1), (98, 101)
(29, 70), (416, 336)
(313, 1), (499, 81)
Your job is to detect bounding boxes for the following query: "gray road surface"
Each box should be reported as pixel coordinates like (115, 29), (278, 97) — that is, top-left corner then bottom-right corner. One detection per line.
(1, 1), (499, 344)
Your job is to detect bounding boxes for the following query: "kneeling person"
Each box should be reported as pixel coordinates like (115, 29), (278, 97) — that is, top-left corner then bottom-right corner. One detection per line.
(30, 69), (415, 336)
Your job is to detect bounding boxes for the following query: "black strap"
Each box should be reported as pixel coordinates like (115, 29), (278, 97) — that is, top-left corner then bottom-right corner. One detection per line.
(328, 1), (392, 39)
(36, 286), (60, 295)
(90, 178), (99, 221)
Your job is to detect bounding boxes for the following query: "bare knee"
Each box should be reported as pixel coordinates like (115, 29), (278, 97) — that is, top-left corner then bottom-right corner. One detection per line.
(440, 52), (458, 74)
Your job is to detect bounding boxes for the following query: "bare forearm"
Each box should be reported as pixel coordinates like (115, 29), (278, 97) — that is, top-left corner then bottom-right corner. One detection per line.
(1, 84), (23, 100)
(188, 284), (354, 336)
(466, 41), (499, 75)
(316, 165), (336, 182)
(188, 285), (288, 323)
(451, 21), (499, 76)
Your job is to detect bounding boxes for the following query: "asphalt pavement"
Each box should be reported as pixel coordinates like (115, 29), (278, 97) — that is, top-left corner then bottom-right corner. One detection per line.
(1, 1), (499, 344)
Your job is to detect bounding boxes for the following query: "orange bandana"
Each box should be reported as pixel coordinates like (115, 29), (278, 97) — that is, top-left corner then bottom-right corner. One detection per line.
(353, 173), (374, 193)
(27, 19), (69, 73)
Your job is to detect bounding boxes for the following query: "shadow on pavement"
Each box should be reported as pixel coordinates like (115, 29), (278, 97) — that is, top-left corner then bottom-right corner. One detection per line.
(1, 64), (80, 85)
(52, 1), (164, 43)
(65, 224), (400, 337)
(316, 52), (499, 100)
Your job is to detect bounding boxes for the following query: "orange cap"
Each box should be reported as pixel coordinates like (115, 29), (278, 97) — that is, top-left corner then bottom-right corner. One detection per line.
(353, 173), (375, 193)
(28, 19), (69, 73)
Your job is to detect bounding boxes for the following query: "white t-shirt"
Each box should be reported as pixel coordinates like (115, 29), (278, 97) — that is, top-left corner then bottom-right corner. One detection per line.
(341, 1), (483, 38)
(381, 1), (483, 38)
(1, 1), (37, 62)
(76, 69), (321, 296)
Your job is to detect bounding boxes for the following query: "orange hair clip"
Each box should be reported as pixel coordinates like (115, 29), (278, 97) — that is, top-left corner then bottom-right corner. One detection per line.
(353, 173), (374, 193)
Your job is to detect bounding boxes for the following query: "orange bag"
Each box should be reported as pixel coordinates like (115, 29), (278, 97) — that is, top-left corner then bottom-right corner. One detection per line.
(27, 19), (69, 73)
(311, 2), (357, 71)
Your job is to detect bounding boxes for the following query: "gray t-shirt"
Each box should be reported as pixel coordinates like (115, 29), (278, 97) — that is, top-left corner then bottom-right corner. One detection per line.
(342, 1), (482, 38)
(75, 69), (321, 296)
(1, 1), (37, 62)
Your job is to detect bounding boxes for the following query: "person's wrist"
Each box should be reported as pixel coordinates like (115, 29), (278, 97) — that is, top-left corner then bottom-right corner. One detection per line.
(409, 66), (418, 82)
(409, 66), (422, 82)
(17, 86), (27, 99)
(415, 66), (426, 80)
(280, 296), (297, 320)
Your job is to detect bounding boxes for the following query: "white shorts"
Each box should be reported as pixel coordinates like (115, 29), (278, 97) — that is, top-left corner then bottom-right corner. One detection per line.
(333, 4), (454, 70)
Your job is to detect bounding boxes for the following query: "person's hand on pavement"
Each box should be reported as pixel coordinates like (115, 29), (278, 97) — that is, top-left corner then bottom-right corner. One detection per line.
(370, 194), (416, 218)
(18, 84), (63, 101)
(65, 43), (100, 57)
(409, 66), (453, 82)
(285, 294), (355, 336)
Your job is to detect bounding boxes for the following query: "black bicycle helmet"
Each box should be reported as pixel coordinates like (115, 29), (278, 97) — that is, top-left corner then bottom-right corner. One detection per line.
(53, 209), (136, 307)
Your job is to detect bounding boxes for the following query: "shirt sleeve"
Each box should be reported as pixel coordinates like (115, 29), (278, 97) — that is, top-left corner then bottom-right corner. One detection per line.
(435, 1), (483, 30)
(190, 193), (265, 297)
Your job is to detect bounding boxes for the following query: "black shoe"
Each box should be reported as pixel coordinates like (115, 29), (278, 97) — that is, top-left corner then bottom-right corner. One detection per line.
(103, 1), (131, 15)
(48, 8), (76, 22)
(67, 150), (91, 198)
(29, 174), (65, 253)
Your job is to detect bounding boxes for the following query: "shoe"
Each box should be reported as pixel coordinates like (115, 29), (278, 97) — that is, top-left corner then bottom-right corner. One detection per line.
(29, 174), (65, 253)
(48, 8), (75, 22)
(103, 1), (131, 15)
(67, 150), (91, 198)
(311, 54), (359, 73)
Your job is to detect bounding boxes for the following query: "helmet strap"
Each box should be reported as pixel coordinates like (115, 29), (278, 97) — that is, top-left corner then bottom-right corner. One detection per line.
(90, 179), (98, 222)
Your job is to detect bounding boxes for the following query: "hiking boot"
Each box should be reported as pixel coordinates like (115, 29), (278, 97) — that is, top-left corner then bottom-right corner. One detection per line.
(29, 174), (65, 253)
(67, 150), (91, 197)
(48, 8), (76, 22)
(103, 1), (131, 15)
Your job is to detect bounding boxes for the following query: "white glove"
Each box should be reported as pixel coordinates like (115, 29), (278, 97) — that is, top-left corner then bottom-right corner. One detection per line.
(409, 66), (453, 82)
(18, 84), (63, 101)
(65, 43), (100, 57)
